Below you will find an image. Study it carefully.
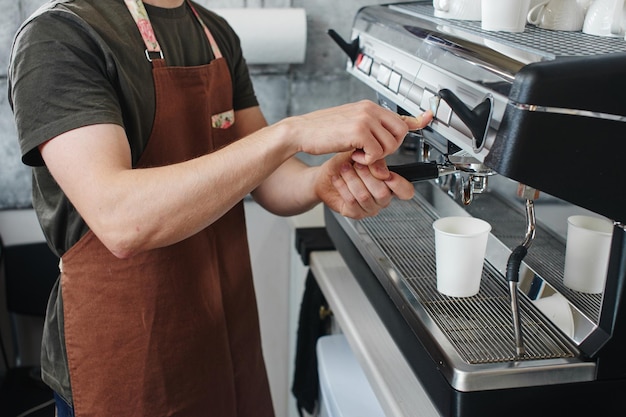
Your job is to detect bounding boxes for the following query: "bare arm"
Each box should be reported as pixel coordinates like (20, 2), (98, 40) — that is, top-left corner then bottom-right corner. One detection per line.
(39, 108), (290, 258)
(39, 101), (421, 258)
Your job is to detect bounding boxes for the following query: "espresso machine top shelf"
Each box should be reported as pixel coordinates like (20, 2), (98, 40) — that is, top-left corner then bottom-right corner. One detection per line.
(391, 2), (625, 60)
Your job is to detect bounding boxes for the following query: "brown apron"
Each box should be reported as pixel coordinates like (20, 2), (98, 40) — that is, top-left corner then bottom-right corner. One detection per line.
(60, 1), (274, 415)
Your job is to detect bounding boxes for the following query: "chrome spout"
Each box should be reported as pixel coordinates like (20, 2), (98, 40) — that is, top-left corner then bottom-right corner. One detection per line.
(461, 175), (489, 206)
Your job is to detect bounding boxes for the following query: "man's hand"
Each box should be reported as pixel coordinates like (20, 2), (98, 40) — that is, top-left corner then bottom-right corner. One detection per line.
(279, 100), (432, 165)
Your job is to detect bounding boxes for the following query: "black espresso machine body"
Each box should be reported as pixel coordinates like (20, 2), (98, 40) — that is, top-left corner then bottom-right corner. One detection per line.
(326, 2), (626, 416)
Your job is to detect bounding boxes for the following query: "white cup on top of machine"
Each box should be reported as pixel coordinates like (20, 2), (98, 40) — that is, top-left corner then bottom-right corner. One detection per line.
(433, 0), (482, 20)
(577, 0), (594, 15)
(582, 0), (626, 37)
(563, 215), (614, 294)
(527, 0), (586, 31)
(481, 0), (531, 32)
(432, 216), (491, 297)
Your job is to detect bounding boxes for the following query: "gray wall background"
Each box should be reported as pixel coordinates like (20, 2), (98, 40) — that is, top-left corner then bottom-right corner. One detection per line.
(0, 0), (390, 210)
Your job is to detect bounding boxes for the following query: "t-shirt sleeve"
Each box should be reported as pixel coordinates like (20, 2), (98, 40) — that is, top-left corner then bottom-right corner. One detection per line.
(8, 11), (124, 167)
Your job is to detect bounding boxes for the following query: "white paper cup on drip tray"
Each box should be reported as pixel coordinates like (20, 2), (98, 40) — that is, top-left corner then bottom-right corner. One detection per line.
(563, 215), (613, 294)
(433, 216), (492, 297)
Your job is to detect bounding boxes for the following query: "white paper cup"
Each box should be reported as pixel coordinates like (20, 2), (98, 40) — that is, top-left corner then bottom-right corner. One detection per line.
(433, 217), (491, 297)
(481, 0), (531, 32)
(563, 215), (613, 294)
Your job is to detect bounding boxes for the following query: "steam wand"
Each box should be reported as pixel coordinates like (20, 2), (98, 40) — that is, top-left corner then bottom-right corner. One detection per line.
(506, 185), (538, 357)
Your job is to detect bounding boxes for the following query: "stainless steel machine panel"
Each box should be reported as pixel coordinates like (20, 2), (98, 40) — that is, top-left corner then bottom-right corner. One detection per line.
(326, 2), (626, 416)
(343, 2), (626, 161)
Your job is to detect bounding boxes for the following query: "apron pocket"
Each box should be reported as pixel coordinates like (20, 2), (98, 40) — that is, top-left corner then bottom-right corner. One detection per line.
(211, 109), (235, 129)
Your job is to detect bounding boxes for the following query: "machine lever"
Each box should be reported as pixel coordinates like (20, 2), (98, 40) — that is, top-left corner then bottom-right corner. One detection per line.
(438, 88), (493, 151)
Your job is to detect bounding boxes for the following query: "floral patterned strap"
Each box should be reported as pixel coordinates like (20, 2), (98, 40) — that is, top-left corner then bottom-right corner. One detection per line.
(123, 0), (223, 60)
(186, 0), (223, 59)
(124, 0), (161, 53)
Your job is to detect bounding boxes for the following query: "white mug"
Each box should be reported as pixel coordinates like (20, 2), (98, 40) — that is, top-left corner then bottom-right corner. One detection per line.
(577, 0), (594, 14)
(433, 0), (482, 20)
(527, 0), (585, 31)
(482, 0), (531, 32)
(583, 0), (626, 37)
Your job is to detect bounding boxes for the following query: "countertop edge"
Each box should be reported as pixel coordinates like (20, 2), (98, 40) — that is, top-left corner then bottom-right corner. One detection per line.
(310, 250), (440, 417)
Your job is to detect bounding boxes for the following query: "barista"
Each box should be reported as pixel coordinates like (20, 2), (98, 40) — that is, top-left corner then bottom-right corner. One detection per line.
(8, 0), (432, 415)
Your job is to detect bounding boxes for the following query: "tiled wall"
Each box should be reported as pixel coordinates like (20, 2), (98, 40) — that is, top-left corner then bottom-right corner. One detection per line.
(0, 0), (389, 209)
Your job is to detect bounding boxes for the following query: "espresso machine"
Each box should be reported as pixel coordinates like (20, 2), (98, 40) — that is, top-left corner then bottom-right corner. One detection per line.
(324, 2), (626, 416)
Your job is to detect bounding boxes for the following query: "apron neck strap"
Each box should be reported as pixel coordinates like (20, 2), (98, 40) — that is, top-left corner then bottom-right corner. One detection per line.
(123, 0), (223, 61)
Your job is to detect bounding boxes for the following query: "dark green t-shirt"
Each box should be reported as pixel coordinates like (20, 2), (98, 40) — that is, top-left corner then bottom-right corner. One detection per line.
(8, 0), (258, 403)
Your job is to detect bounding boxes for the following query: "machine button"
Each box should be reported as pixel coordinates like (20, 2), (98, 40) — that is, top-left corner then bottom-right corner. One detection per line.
(420, 89), (436, 113)
(377, 64), (392, 86)
(356, 53), (373, 75)
(388, 71), (402, 93)
(436, 99), (453, 124)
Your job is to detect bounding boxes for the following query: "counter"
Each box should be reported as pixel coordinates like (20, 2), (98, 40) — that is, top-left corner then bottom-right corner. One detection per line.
(309, 251), (440, 417)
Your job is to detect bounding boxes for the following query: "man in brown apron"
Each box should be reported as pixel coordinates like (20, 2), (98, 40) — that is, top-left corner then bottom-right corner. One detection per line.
(9, 0), (432, 416)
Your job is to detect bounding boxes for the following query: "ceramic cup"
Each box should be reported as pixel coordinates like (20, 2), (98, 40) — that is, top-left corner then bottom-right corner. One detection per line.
(563, 215), (613, 294)
(527, 0), (585, 31)
(482, 0), (531, 32)
(583, 0), (626, 37)
(433, 0), (482, 20)
(577, 0), (594, 14)
(433, 216), (491, 297)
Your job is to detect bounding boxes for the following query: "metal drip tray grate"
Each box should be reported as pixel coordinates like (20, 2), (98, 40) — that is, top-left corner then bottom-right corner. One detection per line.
(360, 198), (576, 364)
(466, 195), (602, 322)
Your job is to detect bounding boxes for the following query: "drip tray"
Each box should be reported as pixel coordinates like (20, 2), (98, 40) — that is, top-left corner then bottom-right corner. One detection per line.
(362, 201), (573, 364)
(331, 183), (596, 391)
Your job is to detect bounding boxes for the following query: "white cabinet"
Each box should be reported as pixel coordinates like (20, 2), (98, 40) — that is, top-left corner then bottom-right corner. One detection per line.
(244, 200), (324, 417)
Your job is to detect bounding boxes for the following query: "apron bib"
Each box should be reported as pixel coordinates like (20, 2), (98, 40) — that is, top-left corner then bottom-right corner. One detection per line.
(60, 2), (273, 415)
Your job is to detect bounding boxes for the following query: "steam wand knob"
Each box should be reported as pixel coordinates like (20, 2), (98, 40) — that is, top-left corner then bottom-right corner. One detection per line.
(327, 29), (360, 65)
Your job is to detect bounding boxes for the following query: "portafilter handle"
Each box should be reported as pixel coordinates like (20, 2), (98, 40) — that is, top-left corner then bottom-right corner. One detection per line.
(389, 161), (456, 182)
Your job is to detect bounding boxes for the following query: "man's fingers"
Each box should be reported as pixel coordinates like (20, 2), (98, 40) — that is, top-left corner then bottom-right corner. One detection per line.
(399, 110), (434, 131)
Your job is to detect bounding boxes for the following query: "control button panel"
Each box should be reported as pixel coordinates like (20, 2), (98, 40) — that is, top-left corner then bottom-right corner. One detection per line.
(365, 57), (403, 95)
(436, 98), (452, 125)
(420, 89), (436, 114)
(377, 64), (392, 86)
(388, 71), (402, 93)
(356, 53), (373, 75)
